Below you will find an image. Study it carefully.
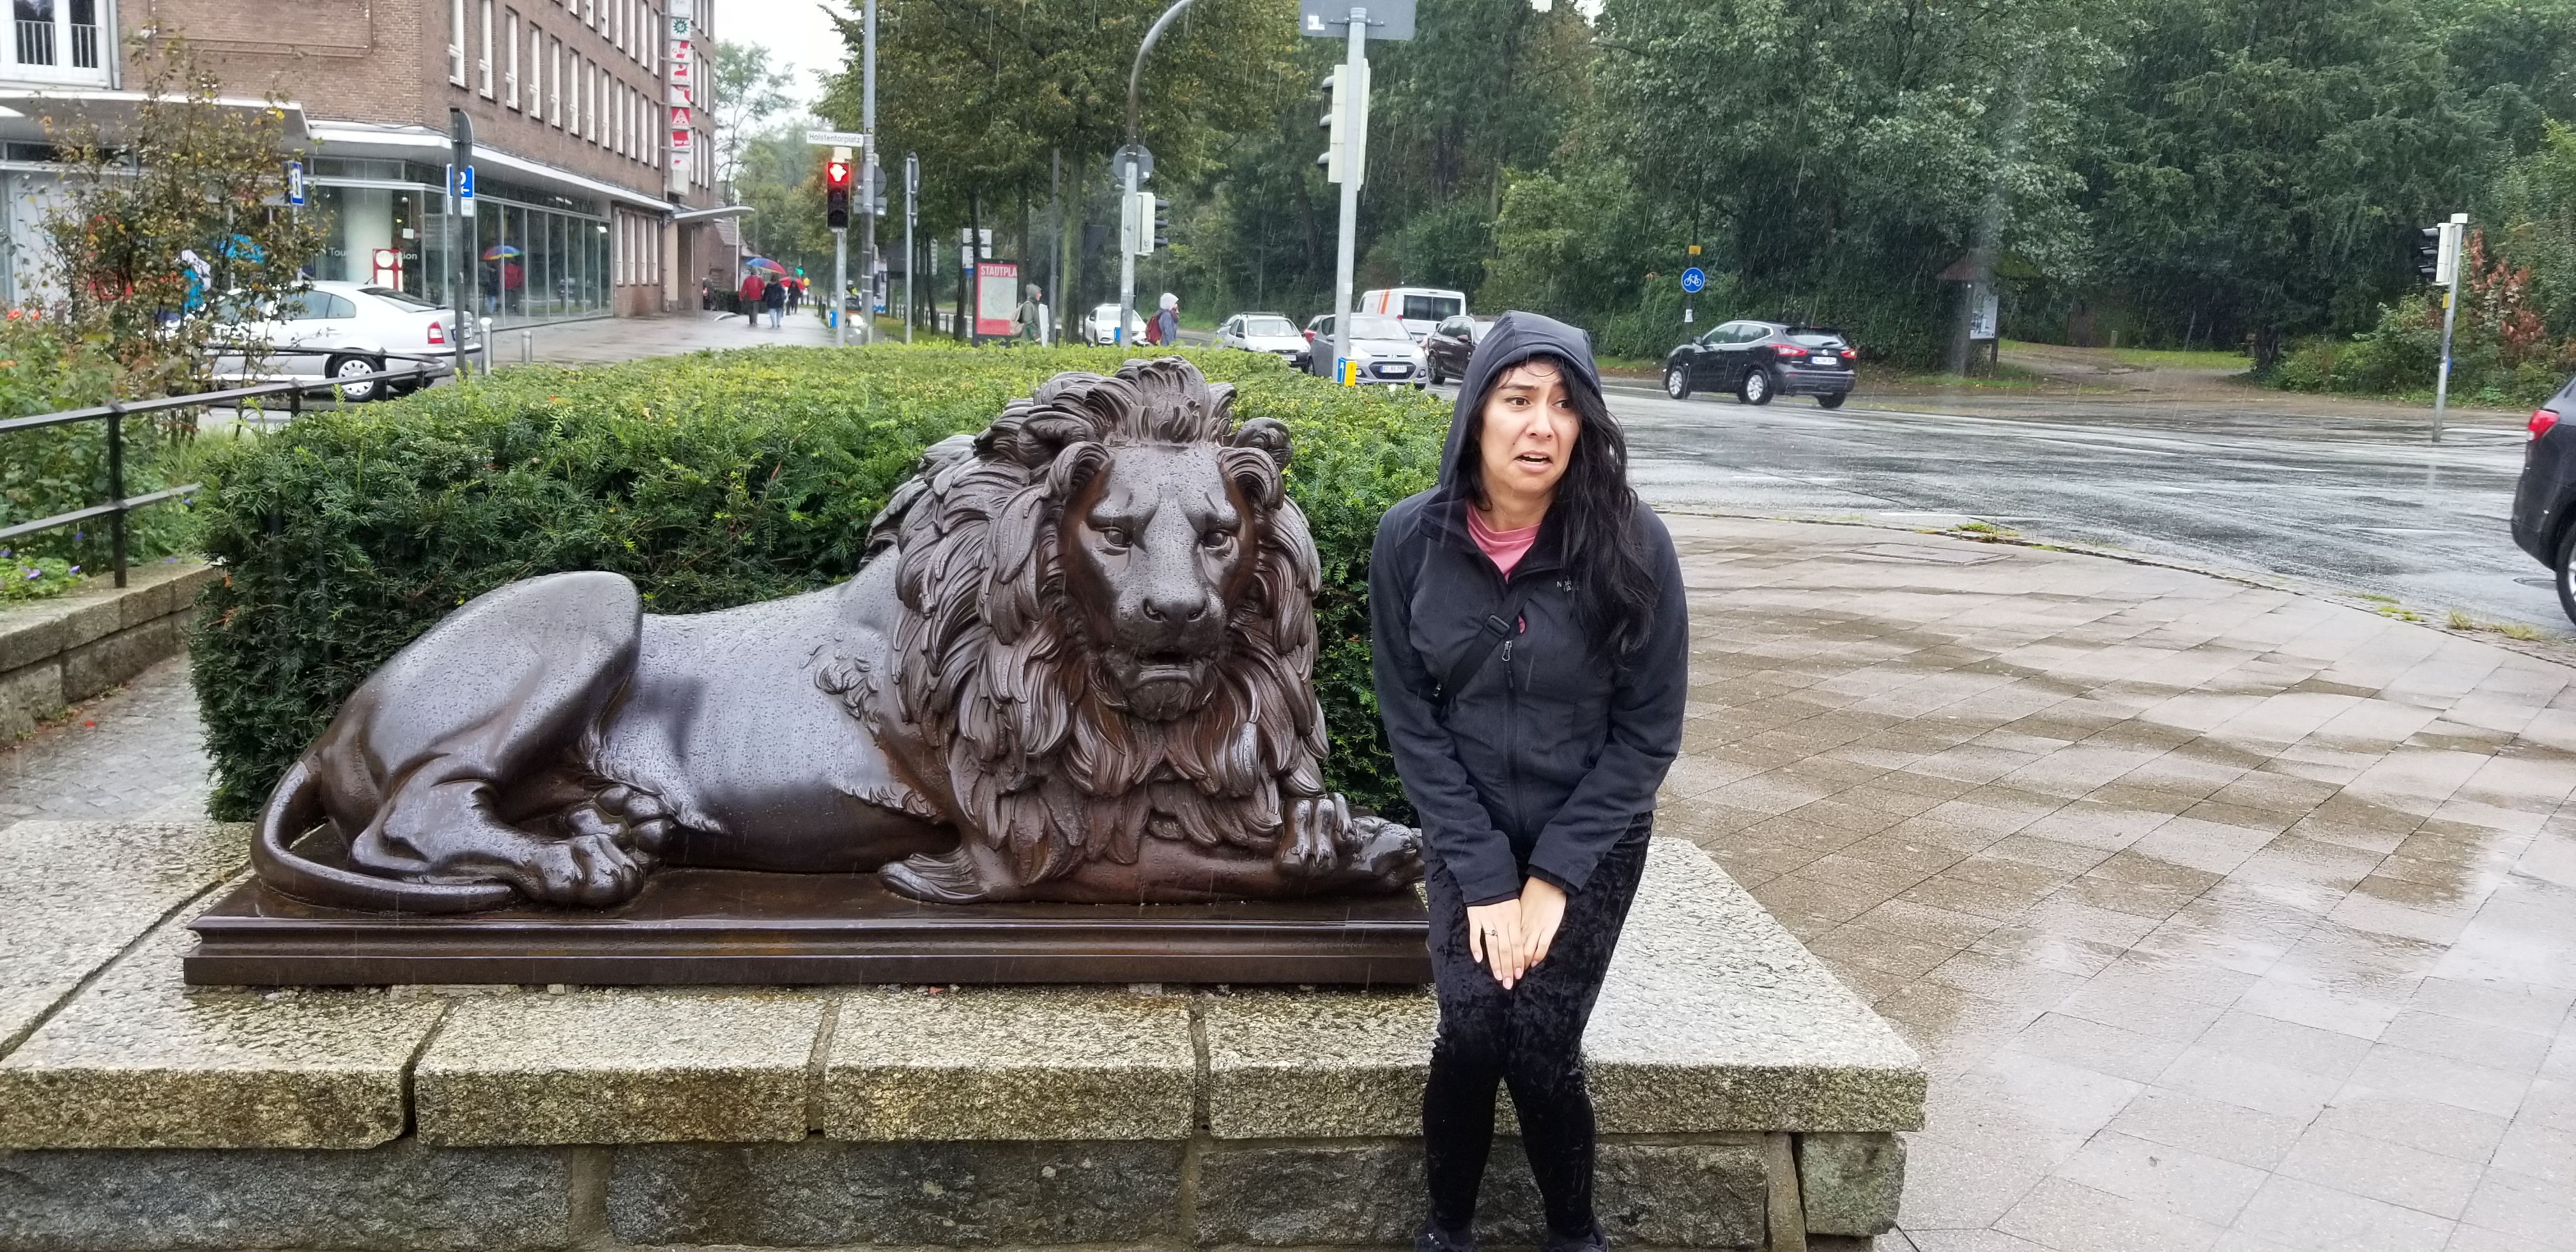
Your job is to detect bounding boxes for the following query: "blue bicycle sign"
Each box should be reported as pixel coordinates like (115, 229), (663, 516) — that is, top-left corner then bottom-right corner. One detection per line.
(1680, 266), (1706, 294)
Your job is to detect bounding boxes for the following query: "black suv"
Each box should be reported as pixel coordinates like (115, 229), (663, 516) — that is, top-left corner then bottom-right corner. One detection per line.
(2511, 377), (2576, 623)
(1663, 321), (1855, 407)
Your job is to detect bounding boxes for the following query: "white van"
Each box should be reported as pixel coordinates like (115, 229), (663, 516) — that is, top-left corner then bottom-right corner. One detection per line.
(1358, 287), (1467, 342)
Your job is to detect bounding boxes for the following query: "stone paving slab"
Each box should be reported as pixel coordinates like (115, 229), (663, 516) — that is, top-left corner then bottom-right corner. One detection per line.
(1202, 841), (1925, 1140)
(0, 894), (446, 1149)
(0, 821), (247, 1051)
(822, 986), (1200, 1142)
(413, 989), (827, 1145)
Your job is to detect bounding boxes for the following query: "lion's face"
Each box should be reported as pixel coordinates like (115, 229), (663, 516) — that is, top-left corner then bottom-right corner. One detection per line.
(1061, 443), (1258, 722)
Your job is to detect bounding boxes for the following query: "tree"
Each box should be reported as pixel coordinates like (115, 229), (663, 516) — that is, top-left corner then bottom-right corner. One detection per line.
(2085, 0), (2508, 365)
(711, 39), (794, 199)
(818, 0), (1294, 279)
(36, 35), (321, 399)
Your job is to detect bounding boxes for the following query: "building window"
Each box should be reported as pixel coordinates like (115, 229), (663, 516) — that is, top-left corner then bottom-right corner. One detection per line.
(548, 38), (562, 125)
(478, 0), (494, 97)
(529, 24), (543, 119)
(504, 10), (519, 107)
(449, 0), (466, 84)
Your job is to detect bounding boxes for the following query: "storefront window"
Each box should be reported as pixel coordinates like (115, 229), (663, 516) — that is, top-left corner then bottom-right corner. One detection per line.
(305, 175), (610, 324)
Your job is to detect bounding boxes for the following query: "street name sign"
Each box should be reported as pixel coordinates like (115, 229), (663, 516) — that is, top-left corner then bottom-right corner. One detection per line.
(1299, 0), (1414, 40)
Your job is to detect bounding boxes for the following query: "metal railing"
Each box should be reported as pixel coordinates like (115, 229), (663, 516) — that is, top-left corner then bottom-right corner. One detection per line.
(0, 355), (455, 588)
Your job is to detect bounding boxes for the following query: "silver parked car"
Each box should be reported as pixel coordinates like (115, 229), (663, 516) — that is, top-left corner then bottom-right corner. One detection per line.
(210, 281), (477, 402)
(1216, 312), (1310, 369)
(1303, 313), (1425, 388)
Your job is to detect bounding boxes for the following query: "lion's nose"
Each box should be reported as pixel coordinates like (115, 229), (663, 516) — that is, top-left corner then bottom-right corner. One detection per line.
(1140, 592), (1209, 624)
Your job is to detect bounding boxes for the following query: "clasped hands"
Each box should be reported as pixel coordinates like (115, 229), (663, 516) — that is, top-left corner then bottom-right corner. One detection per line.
(1464, 876), (1567, 990)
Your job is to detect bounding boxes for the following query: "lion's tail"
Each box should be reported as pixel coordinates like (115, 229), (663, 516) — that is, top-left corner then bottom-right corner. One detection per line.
(252, 756), (518, 914)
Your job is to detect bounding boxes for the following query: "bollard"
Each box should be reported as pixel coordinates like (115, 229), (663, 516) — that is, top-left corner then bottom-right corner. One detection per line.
(521, 330), (532, 365)
(480, 317), (496, 376)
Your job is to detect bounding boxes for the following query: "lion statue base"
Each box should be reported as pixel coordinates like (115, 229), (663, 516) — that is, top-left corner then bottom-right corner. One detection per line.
(251, 358), (1423, 913)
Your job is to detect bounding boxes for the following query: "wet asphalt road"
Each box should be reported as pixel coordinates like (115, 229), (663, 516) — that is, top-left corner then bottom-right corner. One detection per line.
(1579, 383), (2572, 638)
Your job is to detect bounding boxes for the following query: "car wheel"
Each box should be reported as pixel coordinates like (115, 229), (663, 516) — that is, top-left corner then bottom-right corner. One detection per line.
(1817, 392), (1847, 409)
(1664, 366), (1692, 401)
(2557, 524), (2576, 627)
(1739, 367), (1774, 406)
(326, 354), (384, 403)
(1428, 362), (1445, 386)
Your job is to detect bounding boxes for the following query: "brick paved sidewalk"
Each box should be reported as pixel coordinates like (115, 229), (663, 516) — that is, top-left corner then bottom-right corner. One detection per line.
(3, 515), (2570, 1252)
(1652, 514), (2574, 1252)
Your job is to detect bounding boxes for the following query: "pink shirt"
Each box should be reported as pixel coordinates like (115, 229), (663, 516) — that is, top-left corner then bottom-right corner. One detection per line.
(1466, 507), (1540, 579)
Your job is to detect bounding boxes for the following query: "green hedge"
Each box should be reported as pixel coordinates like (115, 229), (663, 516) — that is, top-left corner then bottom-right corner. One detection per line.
(192, 346), (1448, 823)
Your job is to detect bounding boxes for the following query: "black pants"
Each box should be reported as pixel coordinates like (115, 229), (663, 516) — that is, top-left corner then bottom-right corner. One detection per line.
(1423, 817), (1652, 1240)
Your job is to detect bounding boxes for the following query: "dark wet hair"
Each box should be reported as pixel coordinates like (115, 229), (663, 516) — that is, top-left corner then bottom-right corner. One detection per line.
(1455, 353), (1657, 662)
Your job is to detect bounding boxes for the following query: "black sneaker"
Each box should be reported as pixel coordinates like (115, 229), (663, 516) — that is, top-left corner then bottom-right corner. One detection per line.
(1414, 1220), (1476, 1252)
(1541, 1221), (1607, 1252)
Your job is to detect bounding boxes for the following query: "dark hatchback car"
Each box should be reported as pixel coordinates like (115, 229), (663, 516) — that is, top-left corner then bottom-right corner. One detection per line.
(2511, 379), (2576, 623)
(1422, 314), (1496, 385)
(1663, 320), (1856, 407)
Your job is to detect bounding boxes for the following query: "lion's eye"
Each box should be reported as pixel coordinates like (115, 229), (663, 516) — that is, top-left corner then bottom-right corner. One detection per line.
(1202, 528), (1233, 548)
(1098, 527), (1130, 548)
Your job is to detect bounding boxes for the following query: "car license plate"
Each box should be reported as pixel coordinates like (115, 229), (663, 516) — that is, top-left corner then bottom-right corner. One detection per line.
(1374, 363), (1406, 377)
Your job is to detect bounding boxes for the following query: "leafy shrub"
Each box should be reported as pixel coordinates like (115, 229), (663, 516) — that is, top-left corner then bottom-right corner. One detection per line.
(192, 346), (1450, 823)
(2273, 231), (2576, 408)
(0, 310), (198, 600)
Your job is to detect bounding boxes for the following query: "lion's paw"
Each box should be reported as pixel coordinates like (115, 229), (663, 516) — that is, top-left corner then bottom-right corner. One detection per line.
(500, 833), (648, 907)
(1346, 815), (1424, 886)
(1278, 794), (1352, 878)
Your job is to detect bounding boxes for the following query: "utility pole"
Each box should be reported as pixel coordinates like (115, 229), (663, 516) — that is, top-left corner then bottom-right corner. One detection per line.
(1330, 7), (1365, 383)
(859, 0), (878, 344)
(905, 151), (917, 344)
(2431, 211), (2466, 445)
(1301, 3), (1411, 379)
(1120, 0), (1197, 349)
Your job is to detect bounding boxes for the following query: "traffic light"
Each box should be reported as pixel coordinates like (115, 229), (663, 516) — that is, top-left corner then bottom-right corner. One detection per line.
(1317, 66), (1344, 178)
(1153, 197), (1170, 249)
(2414, 226), (2442, 282)
(825, 157), (852, 230)
(1316, 63), (1367, 183)
(1131, 190), (1158, 256)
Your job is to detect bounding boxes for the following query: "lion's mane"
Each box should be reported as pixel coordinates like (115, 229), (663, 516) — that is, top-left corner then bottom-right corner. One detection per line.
(859, 358), (1329, 885)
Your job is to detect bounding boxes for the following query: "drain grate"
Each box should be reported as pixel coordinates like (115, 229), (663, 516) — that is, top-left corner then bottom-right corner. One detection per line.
(1847, 543), (2008, 566)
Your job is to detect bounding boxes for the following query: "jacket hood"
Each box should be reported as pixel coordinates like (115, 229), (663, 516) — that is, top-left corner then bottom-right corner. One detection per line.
(1438, 310), (1603, 488)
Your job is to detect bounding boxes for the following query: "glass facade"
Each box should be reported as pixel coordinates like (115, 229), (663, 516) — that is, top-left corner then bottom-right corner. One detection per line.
(303, 165), (613, 326)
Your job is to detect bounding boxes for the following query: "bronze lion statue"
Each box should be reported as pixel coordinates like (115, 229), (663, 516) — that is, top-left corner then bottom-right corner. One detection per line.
(252, 358), (1423, 912)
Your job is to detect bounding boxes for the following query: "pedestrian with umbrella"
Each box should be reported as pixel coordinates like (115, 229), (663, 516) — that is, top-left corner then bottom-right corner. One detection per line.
(762, 266), (788, 328)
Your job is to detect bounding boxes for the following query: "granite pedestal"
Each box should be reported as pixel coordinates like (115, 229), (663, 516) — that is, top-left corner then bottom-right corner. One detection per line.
(0, 824), (1924, 1251)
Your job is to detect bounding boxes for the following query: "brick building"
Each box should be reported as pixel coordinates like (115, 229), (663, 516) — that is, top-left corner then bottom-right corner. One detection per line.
(0, 0), (728, 323)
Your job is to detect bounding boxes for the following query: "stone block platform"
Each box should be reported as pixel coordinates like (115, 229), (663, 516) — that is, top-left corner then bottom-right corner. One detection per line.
(0, 823), (1924, 1251)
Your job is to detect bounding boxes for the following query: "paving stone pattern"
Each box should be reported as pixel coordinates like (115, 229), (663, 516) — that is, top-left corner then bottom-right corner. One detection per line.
(1650, 515), (2576, 1252)
(4, 513), (2572, 1251)
(0, 655), (209, 827)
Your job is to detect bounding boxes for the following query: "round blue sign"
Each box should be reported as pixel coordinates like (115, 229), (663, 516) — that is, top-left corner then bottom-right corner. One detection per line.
(1680, 266), (1706, 293)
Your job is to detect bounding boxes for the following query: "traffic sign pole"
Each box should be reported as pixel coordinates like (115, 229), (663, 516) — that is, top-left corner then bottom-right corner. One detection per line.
(2432, 212), (2465, 444)
(834, 146), (850, 349)
(1331, 6), (1365, 383)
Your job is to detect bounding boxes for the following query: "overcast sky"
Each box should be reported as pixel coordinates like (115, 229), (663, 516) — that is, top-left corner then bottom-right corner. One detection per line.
(726, 0), (851, 114)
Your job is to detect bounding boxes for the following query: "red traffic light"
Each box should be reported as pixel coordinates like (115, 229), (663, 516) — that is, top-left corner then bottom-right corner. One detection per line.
(825, 160), (852, 189)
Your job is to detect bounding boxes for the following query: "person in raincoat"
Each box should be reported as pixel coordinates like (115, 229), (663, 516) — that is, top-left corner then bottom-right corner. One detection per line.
(1147, 291), (1179, 346)
(1368, 312), (1689, 1252)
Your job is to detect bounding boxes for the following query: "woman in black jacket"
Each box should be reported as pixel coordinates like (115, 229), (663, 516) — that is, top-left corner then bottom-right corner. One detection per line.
(1370, 311), (1689, 1252)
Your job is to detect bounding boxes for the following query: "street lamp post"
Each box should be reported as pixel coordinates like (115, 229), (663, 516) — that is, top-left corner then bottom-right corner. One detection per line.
(859, 0), (878, 345)
(1119, 0), (1197, 349)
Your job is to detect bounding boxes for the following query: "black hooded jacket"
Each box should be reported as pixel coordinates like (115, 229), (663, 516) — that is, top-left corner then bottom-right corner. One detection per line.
(1368, 312), (1689, 908)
